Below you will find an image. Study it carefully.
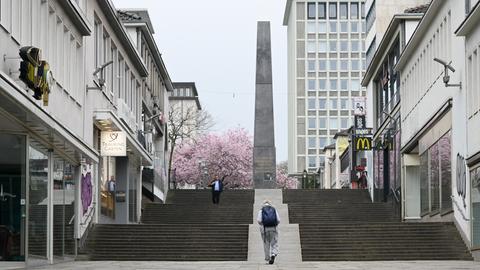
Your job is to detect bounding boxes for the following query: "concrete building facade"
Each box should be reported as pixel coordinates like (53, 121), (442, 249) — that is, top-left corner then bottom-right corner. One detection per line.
(284, 0), (367, 179)
(0, 0), (173, 267)
(396, 0), (480, 253)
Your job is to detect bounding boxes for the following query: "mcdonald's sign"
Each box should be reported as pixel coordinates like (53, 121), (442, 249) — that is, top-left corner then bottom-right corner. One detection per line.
(355, 136), (372, 151)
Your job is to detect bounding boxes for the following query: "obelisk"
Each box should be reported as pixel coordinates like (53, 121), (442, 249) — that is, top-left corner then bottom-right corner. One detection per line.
(253, 21), (277, 188)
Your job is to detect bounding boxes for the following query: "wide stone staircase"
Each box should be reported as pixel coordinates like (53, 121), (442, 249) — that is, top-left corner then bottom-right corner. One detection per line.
(284, 189), (473, 261)
(82, 190), (254, 261)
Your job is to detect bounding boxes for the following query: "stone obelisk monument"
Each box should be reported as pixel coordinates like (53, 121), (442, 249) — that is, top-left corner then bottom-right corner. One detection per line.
(253, 21), (276, 188)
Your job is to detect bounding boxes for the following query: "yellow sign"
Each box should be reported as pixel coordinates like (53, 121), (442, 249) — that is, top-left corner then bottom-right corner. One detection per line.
(337, 137), (349, 155)
(355, 137), (372, 151)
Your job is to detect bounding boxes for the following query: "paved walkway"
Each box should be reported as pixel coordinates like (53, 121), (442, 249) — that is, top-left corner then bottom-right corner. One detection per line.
(248, 189), (302, 264)
(16, 260), (480, 269)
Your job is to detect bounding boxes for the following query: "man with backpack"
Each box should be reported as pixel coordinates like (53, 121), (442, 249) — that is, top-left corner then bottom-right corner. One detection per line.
(257, 199), (280, 264)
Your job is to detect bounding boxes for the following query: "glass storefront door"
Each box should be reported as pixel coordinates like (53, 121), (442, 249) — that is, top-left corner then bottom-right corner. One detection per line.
(471, 165), (480, 248)
(28, 144), (49, 260)
(0, 134), (26, 261)
(52, 158), (76, 258)
(100, 157), (116, 219)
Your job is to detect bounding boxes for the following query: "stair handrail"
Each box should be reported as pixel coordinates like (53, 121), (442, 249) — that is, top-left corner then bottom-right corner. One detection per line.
(80, 204), (96, 225)
(390, 187), (400, 203)
(68, 214), (75, 225)
(450, 195), (469, 221)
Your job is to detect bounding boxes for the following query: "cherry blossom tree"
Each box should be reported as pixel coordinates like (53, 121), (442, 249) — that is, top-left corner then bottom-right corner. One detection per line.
(276, 161), (298, 189)
(172, 128), (253, 189)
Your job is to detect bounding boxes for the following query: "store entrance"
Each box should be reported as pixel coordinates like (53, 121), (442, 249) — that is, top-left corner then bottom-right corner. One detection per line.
(0, 134), (26, 261)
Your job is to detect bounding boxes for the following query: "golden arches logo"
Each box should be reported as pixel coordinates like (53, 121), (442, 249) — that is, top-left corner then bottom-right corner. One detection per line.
(356, 137), (372, 151)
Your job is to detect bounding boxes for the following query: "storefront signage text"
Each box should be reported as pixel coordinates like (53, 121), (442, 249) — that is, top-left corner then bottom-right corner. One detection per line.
(101, 131), (127, 156)
(354, 136), (372, 151)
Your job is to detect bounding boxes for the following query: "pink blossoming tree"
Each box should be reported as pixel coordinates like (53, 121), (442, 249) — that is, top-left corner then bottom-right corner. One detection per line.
(173, 128), (299, 189)
(173, 128), (254, 189)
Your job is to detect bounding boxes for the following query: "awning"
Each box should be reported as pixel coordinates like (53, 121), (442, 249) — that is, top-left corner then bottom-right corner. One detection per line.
(0, 71), (99, 165)
(94, 110), (153, 166)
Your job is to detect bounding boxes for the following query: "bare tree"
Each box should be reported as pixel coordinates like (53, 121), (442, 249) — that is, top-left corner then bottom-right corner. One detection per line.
(168, 103), (213, 182)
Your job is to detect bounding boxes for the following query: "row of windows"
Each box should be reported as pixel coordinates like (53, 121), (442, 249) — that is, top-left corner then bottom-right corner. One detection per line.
(467, 47), (480, 117)
(307, 2), (365, 20)
(308, 97), (359, 110)
(308, 117), (351, 130)
(306, 21), (366, 34)
(308, 137), (333, 149)
(307, 59), (364, 71)
(307, 40), (364, 53)
(0, 0), (83, 103)
(173, 87), (193, 97)
(94, 14), (141, 123)
(308, 155), (326, 168)
(308, 78), (361, 91)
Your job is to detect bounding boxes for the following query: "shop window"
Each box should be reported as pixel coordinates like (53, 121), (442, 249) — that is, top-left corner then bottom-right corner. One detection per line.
(101, 157), (116, 219)
(440, 132), (452, 212)
(420, 152), (429, 215)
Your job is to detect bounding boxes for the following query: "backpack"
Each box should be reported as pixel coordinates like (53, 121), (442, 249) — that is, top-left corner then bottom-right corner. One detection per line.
(262, 206), (278, 227)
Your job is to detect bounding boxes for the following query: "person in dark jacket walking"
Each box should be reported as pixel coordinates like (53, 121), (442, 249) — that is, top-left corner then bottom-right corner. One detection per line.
(257, 199), (280, 264)
(209, 175), (224, 204)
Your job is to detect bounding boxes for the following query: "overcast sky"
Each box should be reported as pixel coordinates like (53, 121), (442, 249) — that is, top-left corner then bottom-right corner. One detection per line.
(113, 0), (289, 162)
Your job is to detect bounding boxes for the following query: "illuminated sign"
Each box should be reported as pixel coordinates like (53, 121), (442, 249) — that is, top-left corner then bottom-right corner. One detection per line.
(355, 136), (372, 151)
(101, 131), (127, 156)
(353, 97), (366, 116)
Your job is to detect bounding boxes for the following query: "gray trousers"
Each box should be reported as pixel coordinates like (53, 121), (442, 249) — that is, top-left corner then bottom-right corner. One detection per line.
(260, 226), (279, 261)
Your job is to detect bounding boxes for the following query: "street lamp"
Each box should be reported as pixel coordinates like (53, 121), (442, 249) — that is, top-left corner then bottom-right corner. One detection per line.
(302, 169), (307, 189)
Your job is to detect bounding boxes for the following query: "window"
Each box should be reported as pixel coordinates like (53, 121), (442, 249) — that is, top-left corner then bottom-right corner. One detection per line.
(340, 60), (348, 71)
(308, 79), (316, 90)
(351, 79), (360, 90)
(307, 22), (316, 33)
(329, 41), (337, 52)
(319, 60), (327, 71)
(330, 60), (337, 70)
(351, 60), (360, 70)
(308, 118), (317, 129)
(351, 40), (359, 52)
(330, 21), (337, 33)
(366, 1), (376, 33)
(340, 22), (348, 33)
(319, 118), (327, 129)
(185, 88), (191, 97)
(329, 3), (337, 19)
(330, 79), (338, 90)
(318, 2), (326, 19)
(340, 40), (348, 52)
(318, 22), (327, 33)
(351, 22), (359, 33)
(341, 118), (349, 129)
(308, 98), (316, 110)
(319, 98), (327, 109)
(319, 137), (328, 148)
(340, 79), (348, 90)
(340, 98), (348, 109)
(308, 60), (316, 71)
(94, 17), (102, 70)
(307, 41), (316, 52)
(350, 3), (358, 19)
(340, 2), (348, 19)
(318, 41), (327, 52)
(308, 137), (316, 148)
(361, 2), (366, 18)
(308, 156), (316, 168)
(319, 79), (327, 90)
(330, 98), (338, 110)
(307, 2), (316, 19)
(330, 118), (338, 129)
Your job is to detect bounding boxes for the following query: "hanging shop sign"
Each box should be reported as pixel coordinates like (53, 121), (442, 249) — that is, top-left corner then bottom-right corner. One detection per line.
(19, 46), (51, 106)
(355, 128), (372, 135)
(354, 115), (366, 129)
(354, 136), (373, 151)
(353, 97), (366, 116)
(101, 131), (127, 156)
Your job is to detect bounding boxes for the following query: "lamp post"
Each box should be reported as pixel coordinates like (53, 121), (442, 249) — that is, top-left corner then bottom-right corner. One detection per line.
(302, 169), (307, 189)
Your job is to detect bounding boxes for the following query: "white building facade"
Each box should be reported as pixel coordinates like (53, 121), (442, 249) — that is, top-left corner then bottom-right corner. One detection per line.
(0, 0), (173, 266)
(397, 0), (480, 252)
(284, 0), (367, 178)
